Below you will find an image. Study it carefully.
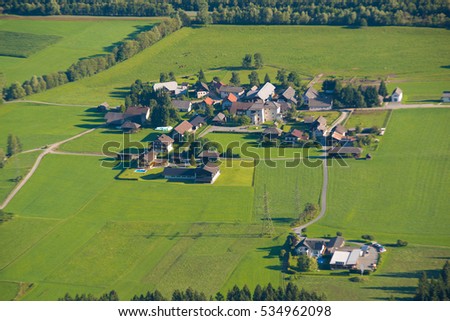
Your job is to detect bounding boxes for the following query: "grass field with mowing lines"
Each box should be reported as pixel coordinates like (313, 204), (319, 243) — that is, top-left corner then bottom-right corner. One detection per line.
(0, 31), (61, 58)
(0, 281), (19, 300)
(28, 25), (450, 105)
(0, 18), (157, 85)
(0, 102), (102, 151)
(308, 108), (450, 246)
(345, 110), (389, 129)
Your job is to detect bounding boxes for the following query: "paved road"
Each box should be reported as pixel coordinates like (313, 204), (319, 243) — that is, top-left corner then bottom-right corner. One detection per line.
(324, 110), (350, 136)
(0, 127), (98, 210)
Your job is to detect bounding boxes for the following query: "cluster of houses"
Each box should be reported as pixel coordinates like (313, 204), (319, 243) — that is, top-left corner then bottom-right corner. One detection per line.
(293, 236), (378, 271)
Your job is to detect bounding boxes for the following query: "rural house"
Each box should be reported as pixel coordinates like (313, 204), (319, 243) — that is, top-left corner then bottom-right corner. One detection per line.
(138, 150), (158, 168)
(189, 115), (206, 130)
(391, 87), (403, 102)
(153, 81), (188, 96)
(124, 106), (150, 125)
(219, 85), (245, 99)
(303, 87), (333, 110)
(294, 238), (327, 258)
(152, 134), (174, 153)
(261, 127), (283, 141)
(172, 100), (192, 112)
(222, 93), (238, 109)
(172, 120), (194, 141)
(212, 112), (227, 124)
(441, 91), (450, 103)
(120, 121), (141, 133)
(195, 82), (210, 98)
(284, 129), (308, 144)
(278, 86), (298, 105)
(163, 163), (221, 184)
(327, 146), (363, 158)
(104, 112), (124, 126)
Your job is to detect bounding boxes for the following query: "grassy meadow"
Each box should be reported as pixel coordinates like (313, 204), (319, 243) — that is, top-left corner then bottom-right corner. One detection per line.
(0, 31), (61, 58)
(0, 102), (102, 151)
(308, 108), (450, 246)
(0, 17), (157, 85)
(26, 25), (450, 105)
(344, 110), (390, 129)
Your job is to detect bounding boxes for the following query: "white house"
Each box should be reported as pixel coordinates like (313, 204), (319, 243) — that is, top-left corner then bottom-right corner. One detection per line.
(391, 87), (403, 102)
(255, 82), (276, 102)
(153, 81), (188, 96)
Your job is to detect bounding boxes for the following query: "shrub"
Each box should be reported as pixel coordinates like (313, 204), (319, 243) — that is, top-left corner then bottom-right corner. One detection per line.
(361, 234), (374, 241)
(396, 239), (408, 247)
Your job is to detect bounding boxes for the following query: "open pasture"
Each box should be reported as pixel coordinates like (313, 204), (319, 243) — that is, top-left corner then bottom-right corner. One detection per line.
(27, 25), (450, 105)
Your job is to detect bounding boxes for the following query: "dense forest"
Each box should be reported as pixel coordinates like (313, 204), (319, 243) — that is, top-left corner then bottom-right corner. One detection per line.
(1, 0), (448, 28)
(415, 261), (450, 301)
(59, 282), (327, 301)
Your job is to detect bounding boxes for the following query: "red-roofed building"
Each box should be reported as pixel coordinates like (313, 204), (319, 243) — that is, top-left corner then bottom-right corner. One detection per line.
(222, 93), (238, 108)
(203, 97), (214, 106)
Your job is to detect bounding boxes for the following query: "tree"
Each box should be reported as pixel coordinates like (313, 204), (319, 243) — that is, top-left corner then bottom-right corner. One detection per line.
(248, 71), (260, 87)
(254, 53), (264, 69)
(205, 104), (214, 117)
(6, 82), (26, 100)
(7, 134), (22, 156)
(242, 54), (252, 68)
(190, 154), (196, 167)
(198, 69), (206, 83)
(169, 71), (176, 81)
(178, 10), (191, 27)
(159, 72), (169, 82)
(237, 115), (251, 126)
(229, 72), (240, 86)
(363, 86), (380, 107)
(297, 255), (318, 272)
(378, 80), (388, 97)
(196, 0), (211, 24)
(264, 73), (271, 83)
(0, 148), (5, 168)
(276, 69), (287, 85)
(287, 71), (300, 87)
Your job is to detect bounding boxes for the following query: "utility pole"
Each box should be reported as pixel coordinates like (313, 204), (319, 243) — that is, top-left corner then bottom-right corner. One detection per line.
(261, 184), (275, 237)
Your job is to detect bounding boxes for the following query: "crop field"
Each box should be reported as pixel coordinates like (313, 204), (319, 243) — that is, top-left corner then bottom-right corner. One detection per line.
(27, 25), (450, 105)
(308, 108), (450, 246)
(0, 18), (157, 85)
(0, 31), (61, 58)
(0, 102), (101, 151)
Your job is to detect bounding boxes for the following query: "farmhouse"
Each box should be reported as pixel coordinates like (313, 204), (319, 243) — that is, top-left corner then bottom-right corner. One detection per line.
(189, 115), (206, 130)
(172, 100), (192, 112)
(124, 106), (150, 125)
(212, 112), (227, 124)
(442, 91), (450, 103)
(219, 85), (245, 99)
(278, 86), (298, 105)
(163, 164), (220, 184)
(284, 129), (308, 143)
(330, 249), (361, 269)
(229, 101), (282, 125)
(391, 87), (403, 102)
(153, 81), (188, 96)
(327, 146), (363, 158)
(312, 116), (327, 138)
(120, 121), (141, 133)
(104, 112), (124, 126)
(138, 150), (158, 168)
(195, 82), (210, 98)
(331, 125), (347, 142)
(303, 87), (333, 110)
(255, 82), (276, 102)
(152, 134), (174, 152)
(222, 93), (238, 108)
(294, 236), (346, 258)
(172, 120), (194, 141)
(262, 127), (283, 140)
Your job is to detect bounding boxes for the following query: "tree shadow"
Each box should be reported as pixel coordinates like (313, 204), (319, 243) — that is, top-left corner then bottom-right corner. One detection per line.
(440, 65), (450, 69)
(377, 269), (442, 279)
(363, 285), (416, 295)
(265, 265), (283, 271)
(341, 25), (362, 29)
(271, 217), (296, 224)
(209, 65), (246, 72)
(257, 245), (282, 258)
(110, 87), (129, 99)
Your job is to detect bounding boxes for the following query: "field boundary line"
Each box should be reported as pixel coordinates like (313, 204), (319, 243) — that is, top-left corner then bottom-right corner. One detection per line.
(4, 100), (93, 107)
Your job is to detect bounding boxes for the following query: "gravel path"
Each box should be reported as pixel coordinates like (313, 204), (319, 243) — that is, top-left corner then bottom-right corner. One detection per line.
(0, 127), (98, 210)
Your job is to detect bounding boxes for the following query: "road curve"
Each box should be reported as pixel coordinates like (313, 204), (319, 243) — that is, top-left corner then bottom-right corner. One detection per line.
(0, 127), (98, 210)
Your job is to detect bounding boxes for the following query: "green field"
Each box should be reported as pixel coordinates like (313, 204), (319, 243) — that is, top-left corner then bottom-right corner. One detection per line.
(27, 25), (450, 105)
(0, 31), (61, 58)
(308, 108), (450, 246)
(345, 110), (390, 129)
(0, 17), (157, 85)
(0, 102), (101, 151)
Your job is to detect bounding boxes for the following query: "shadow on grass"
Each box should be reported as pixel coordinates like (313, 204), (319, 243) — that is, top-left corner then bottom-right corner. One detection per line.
(257, 245), (282, 258)
(209, 65), (246, 72)
(363, 285), (416, 295)
(265, 265), (283, 271)
(271, 218), (296, 224)
(110, 87), (130, 99)
(377, 269), (442, 279)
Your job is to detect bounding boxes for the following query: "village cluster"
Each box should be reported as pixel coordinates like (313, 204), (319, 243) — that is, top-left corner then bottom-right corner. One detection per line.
(100, 79), (394, 183)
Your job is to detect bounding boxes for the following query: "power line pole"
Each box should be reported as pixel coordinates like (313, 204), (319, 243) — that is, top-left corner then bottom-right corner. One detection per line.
(261, 184), (275, 237)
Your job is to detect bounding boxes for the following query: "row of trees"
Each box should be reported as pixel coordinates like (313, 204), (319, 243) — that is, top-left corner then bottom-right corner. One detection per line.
(415, 261), (449, 301)
(59, 282), (326, 301)
(323, 79), (388, 108)
(242, 53), (264, 69)
(2, 17), (184, 101)
(3, 1), (448, 28)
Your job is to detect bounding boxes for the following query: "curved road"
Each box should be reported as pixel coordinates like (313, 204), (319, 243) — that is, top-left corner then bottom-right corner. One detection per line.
(0, 127), (99, 210)
(293, 156), (328, 235)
